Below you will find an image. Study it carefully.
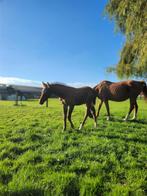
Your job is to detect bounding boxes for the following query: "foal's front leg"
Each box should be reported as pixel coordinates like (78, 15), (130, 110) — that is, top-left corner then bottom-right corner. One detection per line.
(90, 105), (97, 128)
(63, 104), (68, 131)
(68, 105), (74, 128)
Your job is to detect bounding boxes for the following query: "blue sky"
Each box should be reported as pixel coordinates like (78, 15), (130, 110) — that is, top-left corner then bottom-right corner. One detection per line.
(0, 0), (124, 86)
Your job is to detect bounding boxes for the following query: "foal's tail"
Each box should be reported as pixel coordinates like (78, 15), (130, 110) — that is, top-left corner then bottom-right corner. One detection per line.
(87, 91), (97, 119)
(141, 81), (147, 100)
(92, 95), (97, 105)
(88, 111), (93, 118)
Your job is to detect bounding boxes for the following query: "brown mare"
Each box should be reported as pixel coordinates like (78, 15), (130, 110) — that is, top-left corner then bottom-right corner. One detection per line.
(94, 80), (147, 121)
(39, 82), (97, 130)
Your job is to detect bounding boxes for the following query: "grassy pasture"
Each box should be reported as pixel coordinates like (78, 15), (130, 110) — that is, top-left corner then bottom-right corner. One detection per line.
(0, 99), (147, 196)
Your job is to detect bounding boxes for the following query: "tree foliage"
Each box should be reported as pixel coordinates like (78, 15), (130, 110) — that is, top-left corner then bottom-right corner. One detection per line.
(105, 0), (147, 79)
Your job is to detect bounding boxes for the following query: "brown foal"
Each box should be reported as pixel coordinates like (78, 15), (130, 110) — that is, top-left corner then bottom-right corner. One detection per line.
(39, 82), (97, 130)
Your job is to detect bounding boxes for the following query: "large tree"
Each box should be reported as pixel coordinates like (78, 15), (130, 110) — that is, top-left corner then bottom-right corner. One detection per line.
(105, 0), (147, 79)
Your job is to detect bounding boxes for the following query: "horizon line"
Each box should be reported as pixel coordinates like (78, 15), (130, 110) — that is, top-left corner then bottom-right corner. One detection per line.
(0, 76), (97, 88)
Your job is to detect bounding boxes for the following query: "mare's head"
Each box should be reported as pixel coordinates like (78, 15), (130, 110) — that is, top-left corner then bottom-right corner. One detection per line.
(39, 82), (51, 105)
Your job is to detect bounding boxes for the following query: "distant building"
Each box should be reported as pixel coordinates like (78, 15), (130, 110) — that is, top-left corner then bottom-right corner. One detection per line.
(0, 83), (41, 100)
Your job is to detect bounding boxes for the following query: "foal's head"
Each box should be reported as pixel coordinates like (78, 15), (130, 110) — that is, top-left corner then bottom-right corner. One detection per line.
(39, 82), (51, 105)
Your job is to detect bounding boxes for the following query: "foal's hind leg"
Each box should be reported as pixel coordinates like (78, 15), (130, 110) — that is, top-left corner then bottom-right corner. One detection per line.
(79, 105), (90, 130)
(68, 105), (74, 128)
(90, 105), (97, 128)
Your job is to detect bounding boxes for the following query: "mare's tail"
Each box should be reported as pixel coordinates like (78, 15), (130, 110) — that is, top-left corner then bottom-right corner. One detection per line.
(141, 81), (147, 100)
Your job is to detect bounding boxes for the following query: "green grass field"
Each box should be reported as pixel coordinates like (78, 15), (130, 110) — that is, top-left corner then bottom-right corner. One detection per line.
(0, 99), (147, 196)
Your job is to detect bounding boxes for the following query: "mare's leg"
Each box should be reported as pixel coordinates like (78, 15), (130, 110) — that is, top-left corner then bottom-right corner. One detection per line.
(79, 105), (90, 130)
(97, 100), (103, 117)
(63, 104), (68, 131)
(90, 105), (97, 128)
(104, 100), (111, 120)
(124, 99), (135, 121)
(68, 105), (74, 128)
(132, 100), (138, 120)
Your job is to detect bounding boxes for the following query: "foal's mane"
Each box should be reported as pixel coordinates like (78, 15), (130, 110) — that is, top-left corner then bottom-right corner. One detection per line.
(48, 82), (78, 90)
(49, 82), (71, 88)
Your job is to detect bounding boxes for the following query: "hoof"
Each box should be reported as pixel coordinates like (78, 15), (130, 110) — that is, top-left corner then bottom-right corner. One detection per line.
(123, 115), (129, 121)
(62, 128), (66, 132)
(107, 116), (111, 121)
(79, 124), (83, 130)
(131, 118), (137, 121)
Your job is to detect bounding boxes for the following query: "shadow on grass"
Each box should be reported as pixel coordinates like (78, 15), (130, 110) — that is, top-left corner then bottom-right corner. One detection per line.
(109, 118), (147, 125)
(129, 119), (147, 125)
(3, 186), (79, 196)
(13, 104), (27, 107)
(98, 134), (147, 144)
(3, 189), (44, 196)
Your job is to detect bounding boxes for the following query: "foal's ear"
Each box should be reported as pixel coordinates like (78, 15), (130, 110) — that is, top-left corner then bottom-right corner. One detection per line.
(47, 82), (51, 88)
(42, 82), (48, 88)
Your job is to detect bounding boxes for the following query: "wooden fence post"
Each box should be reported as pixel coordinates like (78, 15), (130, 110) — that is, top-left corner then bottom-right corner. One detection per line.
(15, 91), (19, 106)
(46, 99), (48, 107)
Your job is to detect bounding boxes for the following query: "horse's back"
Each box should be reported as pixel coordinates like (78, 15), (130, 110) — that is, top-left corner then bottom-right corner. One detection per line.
(94, 80), (146, 101)
(94, 80), (130, 101)
(74, 87), (96, 105)
(65, 86), (96, 105)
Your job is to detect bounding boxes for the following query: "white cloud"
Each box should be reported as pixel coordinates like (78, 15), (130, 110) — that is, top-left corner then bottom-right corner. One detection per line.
(0, 76), (96, 88)
(0, 76), (41, 87)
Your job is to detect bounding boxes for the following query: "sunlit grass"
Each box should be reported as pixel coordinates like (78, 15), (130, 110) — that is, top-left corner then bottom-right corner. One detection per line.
(0, 99), (147, 195)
